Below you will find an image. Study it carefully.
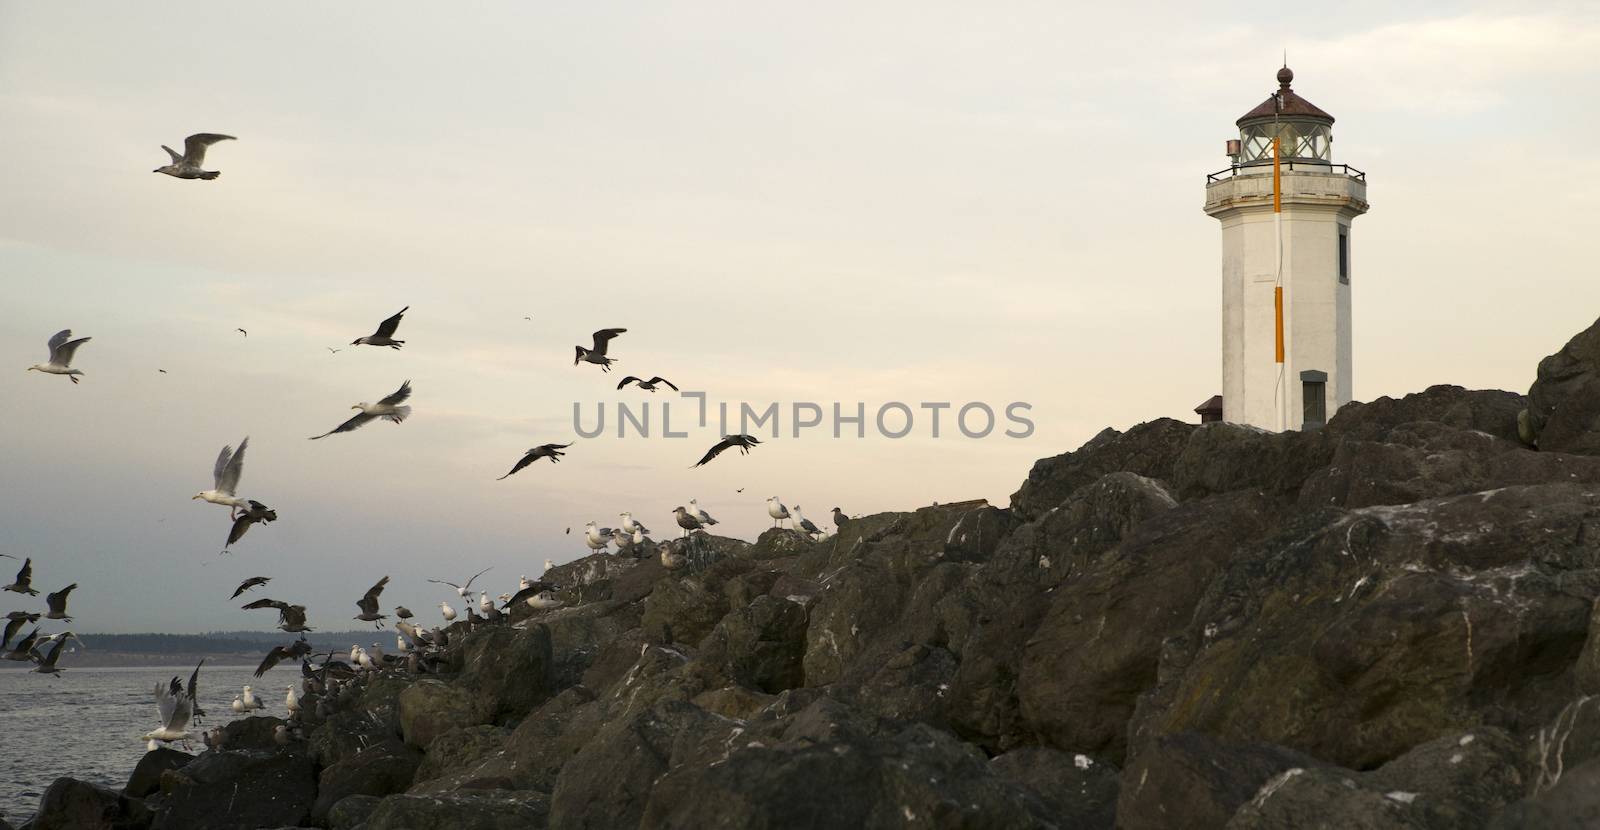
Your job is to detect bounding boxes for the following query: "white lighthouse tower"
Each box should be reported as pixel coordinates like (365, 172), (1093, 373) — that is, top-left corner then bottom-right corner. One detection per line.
(1205, 66), (1369, 431)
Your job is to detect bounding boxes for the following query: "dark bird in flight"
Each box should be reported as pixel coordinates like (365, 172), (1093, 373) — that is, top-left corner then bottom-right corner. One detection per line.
(2, 617), (30, 651)
(236, 328), (248, 337)
(31, 635), (75, 676)
(326, 347), (341, 355)
(309, 380), (412, 439)
(692, 434), (762, 468)
(617, 376), (678, 392)
(497, 443), (571, 480)
(44, 584), (76, 621)
(2, 629), (39, 662)
(231, 576), (271, 599)
(187, 659), (206, 721)
(352, 307), (408, 349)
(2, 558), (39, 596)
(225, 501), (278, 550)
(153, 133), (234, 180)
(158, 369), (168, 374)
(574, 328), (626, 372)
(354, 576), (389, 627)
(242, 599), (313, 633)
(253, 638), (312, 677)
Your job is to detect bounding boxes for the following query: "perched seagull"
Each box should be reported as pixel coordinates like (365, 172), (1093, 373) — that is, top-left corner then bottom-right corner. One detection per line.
(832, 507), (850, 529)
(688, 499), (719, 526)
(793, 506), (823, 538)
(429, 567), (491, 600)
(619, 512), (650, 535)
(153, 133), (235, 180)
(43, 583), (76, 621)
(439, 601), (457, 622)
(660, 543), (688, 571)
(584, 521), (612, 547)
(231, 576), (271, 599)
(241, 685), (265, 710)
(230, 696), (245, 714)
(193, 438), (251, 517)
(543, 559), (555, 576)
(354, 577), (389, 627)
(585, 533), (610, 555)
(616, 376), (678, 392)
(142, 680), (196, 748)
(285, 686), (301, 715)
(224, 500), (278, 550)
(574, 328), (627, 372)
(518, 575), (532, 590)
(394, 605), (414, 620)
(26, 329), (91, 384)
(525, 591), (564, 611)
(310, 380), (413, 439)
(766, 497), (791, 528)
(352, 306), (409, 349)
(497, 443), (570, 480)
(2, 558), (39, 596)
(692, 434), (761, 468)
(672, 506), (704, 538)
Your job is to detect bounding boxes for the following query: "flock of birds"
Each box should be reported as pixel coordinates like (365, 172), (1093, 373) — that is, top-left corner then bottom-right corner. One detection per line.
(14, 132), (865, 753)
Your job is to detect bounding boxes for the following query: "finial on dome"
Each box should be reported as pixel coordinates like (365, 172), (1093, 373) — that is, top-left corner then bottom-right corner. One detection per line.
(1277, 65), (1294, 88)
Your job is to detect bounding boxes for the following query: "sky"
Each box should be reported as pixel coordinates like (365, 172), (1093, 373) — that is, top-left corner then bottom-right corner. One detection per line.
(2, 2), (1599, 633)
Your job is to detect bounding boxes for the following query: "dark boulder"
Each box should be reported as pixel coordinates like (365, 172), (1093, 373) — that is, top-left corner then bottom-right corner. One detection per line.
(1524, 316), (1600, 454)
(399, 679), (490, 749)
(989, 747), (1119, 829)
(695, 594), (809, 693)
(1490, 758), (1600, 829)
(458, 623), (554, 722)
(217, 715), (287, 752)
(325, 794), (380, 830)
(125, 748), (194, 798)
(1009, 418), (1195, 521)
(27, 777), (150, 830)
(1327, 384), (1526, 444)
(152, 750), (317, 830)
(409, 725), (511, 791)
(310, 738), (422, 824)
(1116, 732), (1327, 830)
(362, 791), (549, 830)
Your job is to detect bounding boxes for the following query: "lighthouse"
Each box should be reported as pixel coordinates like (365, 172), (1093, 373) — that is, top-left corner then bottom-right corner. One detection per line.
(1205, 66), (1369, 431)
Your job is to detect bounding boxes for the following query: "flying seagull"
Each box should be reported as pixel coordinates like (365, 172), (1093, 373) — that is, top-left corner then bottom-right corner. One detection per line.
(693, 434), (761, 468)
(26, 329), (91, 384)
(326, 347), (341, 355)
(193, 438), (250, 517)
(793, 506), (823, 538)
(186, 660), (206, 722)
(352, 306), (408, 349)
(242, 599), (312, 633)
(766, 496), (791, 528)
(310, 380), (412, 439)
(142, 678), (196, 749)
(44, 583), (76, 621)
(3, 629), (39, 662)
(224, 500), (278, 550)
(672, 507), (703, 538)
(497, 443), (570, 480)
(2, 617), (29, 651)
(574, 328), (626, 372)
(253, 639), (311, 677)
(153, 133), (235, 180)
(354, 576), (389, 627)
(231, 576), (271, 599)
(31, 634), (77, 676)
(429, 567), (491, 600)
(688, 499), (719, 526)
(616, 376), (678, 392)
(3, 558), (39, 596)
(236, 328), (248, 338)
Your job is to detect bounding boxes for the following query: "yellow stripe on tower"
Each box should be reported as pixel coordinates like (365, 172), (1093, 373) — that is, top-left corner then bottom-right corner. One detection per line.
(1272, 137), (1284, 364)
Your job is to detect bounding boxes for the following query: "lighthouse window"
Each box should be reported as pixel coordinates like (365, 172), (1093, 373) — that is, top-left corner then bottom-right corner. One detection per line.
(1338, 231), (1349, 284)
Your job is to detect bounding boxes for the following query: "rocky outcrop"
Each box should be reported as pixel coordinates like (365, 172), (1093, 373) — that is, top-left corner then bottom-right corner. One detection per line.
(28, 777), (149, 830)
(28, 316), (1600, 830)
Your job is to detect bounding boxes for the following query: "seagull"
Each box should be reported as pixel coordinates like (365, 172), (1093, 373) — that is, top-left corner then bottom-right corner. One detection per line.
(231, 576), (271, 599)
(354, 577), (389, 627)
(525, 591), (564, 610)
(793, 506), (823, 538)
(688, 499), (718, 526)
(231, 696), (245, 714)
(31, 635), (75, 676)
(585, 533), (610, 555)
(832, 507), (850, 529)
(574, 328), (626, 372)
(672, 507), (703, 538)
(224, 500), (278, 550)
(693, 434), (761, 468)
(3, 559), (39, 596)
(394, 605), (413, 620)
(2, 617), (30, 651)
(429, 567), (491, 600)
(477, 592), (494, 615)
(543, 559), (555, 575)
(616, 376), (678, 392)
(193, 438), (250, 517)
(43, 583), (75, 621)
(439, 601), (457, 622)
(153, 133), (235, 180)
(619, 512), (650, 535)
(519, 575), (532, 590)
(236, 328), (248, 338)
(660, 543), (688, 571)
(142, 679), (196, 748)
(326, 347), (341, 355)
(241, 685), (265, 711)
(241, 599), (312, 633)
(26, 329), (91, 384)
(285, 686), (301, 715)
(766, 497), (791, 528)
(497, 443), (570, 479)
(185, 660), (206, 722)
(310, 381), (413, 439)
(3, 629), (39, 661)
(352, 306), (409, 349)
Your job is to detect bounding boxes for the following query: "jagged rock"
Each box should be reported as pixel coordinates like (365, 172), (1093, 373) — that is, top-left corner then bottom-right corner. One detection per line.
(543, 600), (642, 690)
(153, 750), (316, 830)
(1009, 418), (1195, 521)
(1116, 732), (1327, 830)
(310, 738), (422, 824)
(326, 794), (380, 830)
(1524, 317), (1600, 454)
(1227, 728), (1526, 829)
(695, 594), (808, 693)
(125, 748), (194, 798)
(308, 708), (400, 768)
(28, 777), (150, 830)
(410, 725), (510, 789)
(1171, 422), (1334, 501)
(749, 527), (817, 559)
(691, 685), (777, 720)
(1133, 485), (1600, 769)
(362, 791), (549, 829)
(1328, 385), (1526, 444)
(1018, 489), (1276, 761)
(458, 624), (554, 722)
(640, 568), (734, 646)
(399, 679), (489, 749)
(989, 747), (1119, 829)
(1490, 758), (1600, 829)
(442, 686), (603, 795)
(218, 715), (287, 752)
